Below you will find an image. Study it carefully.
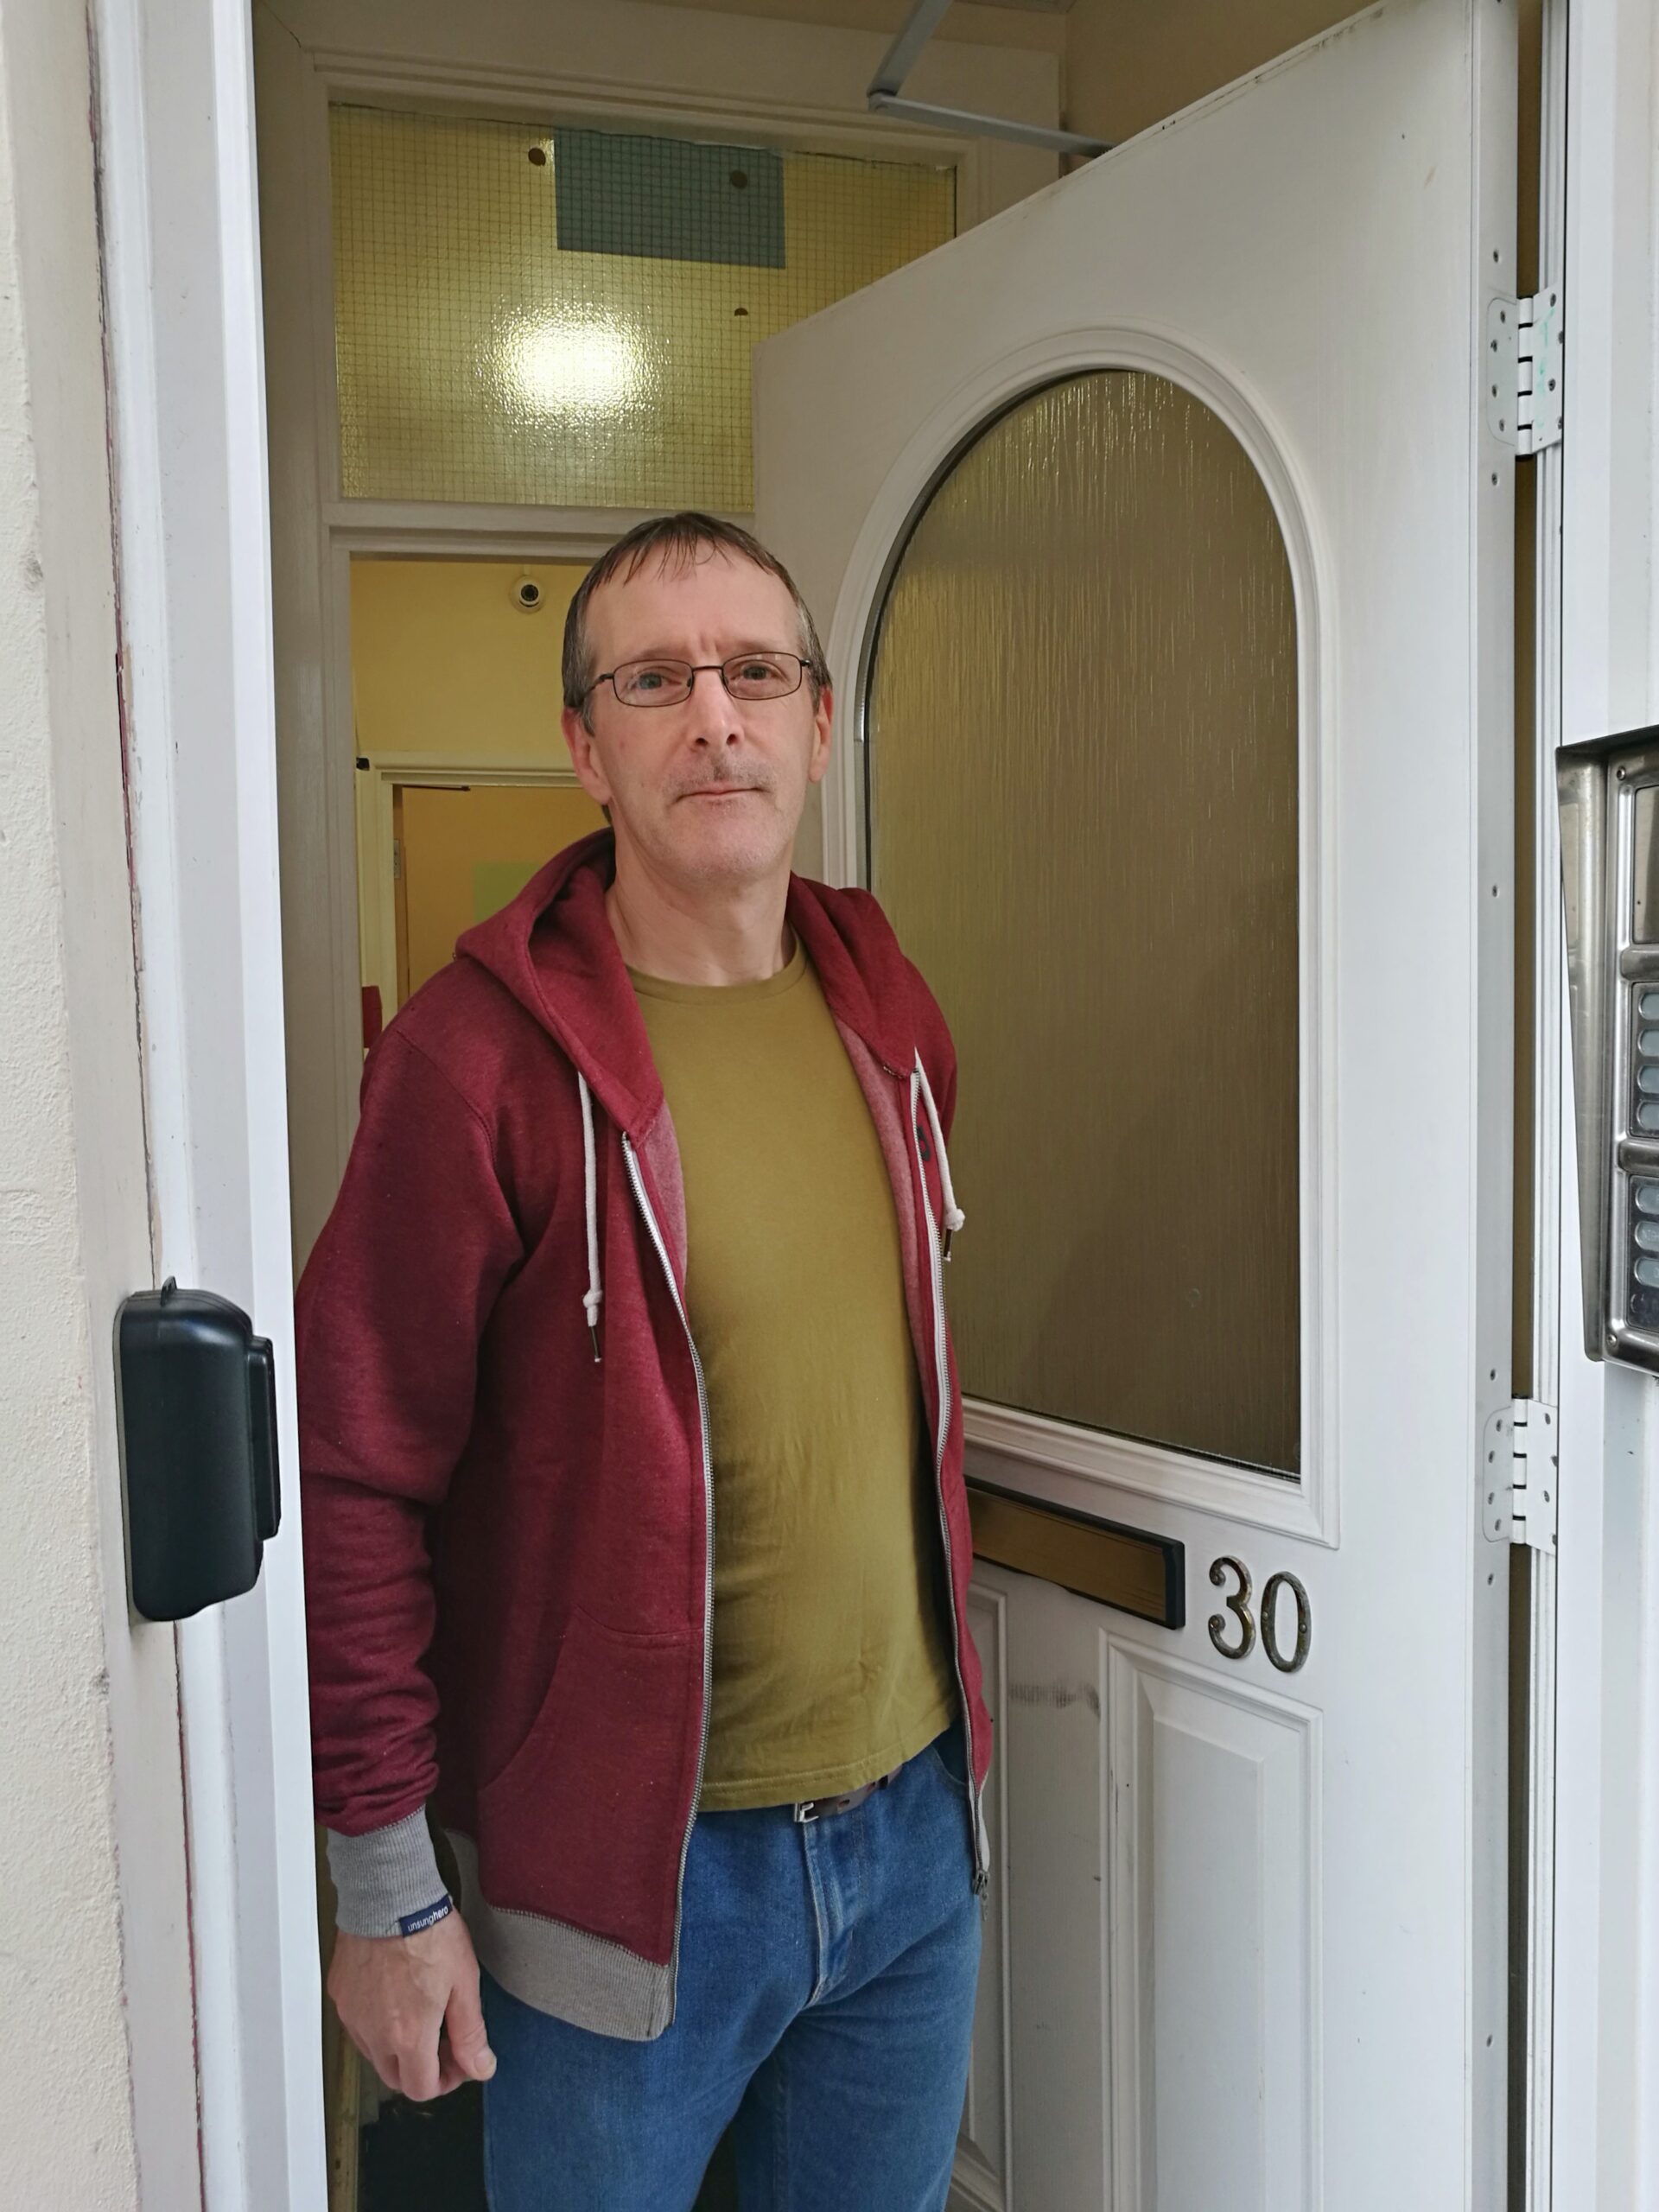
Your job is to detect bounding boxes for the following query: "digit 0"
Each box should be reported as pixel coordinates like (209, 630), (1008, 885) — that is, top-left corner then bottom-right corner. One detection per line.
(1262, 1570), (1313, 1674)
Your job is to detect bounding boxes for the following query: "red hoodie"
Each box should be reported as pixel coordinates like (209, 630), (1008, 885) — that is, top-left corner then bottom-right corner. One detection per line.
(297, 831), (991, 2040)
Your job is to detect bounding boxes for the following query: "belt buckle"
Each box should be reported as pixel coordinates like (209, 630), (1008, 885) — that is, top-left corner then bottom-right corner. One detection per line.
(794, 1786), (852, 1824)
(793, 1774), (888, 1826)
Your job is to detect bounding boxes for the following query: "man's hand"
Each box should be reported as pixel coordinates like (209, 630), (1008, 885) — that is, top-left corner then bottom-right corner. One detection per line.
(328, 1910), (498, 2101)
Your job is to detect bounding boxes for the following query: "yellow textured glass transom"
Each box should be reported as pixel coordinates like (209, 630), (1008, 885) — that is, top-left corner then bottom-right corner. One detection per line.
(330, 105), (955, 511)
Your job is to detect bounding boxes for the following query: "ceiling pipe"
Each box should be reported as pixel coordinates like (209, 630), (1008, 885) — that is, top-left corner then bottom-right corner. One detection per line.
(868, 0), (1110, 159)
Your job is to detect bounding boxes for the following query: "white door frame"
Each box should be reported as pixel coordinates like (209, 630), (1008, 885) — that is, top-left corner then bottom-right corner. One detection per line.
(1551, 0), (1659, 2202)
(91, 0), (327, 2204)
(255, 0), (1062, 1262)
(1510, 5), (1570, 2201)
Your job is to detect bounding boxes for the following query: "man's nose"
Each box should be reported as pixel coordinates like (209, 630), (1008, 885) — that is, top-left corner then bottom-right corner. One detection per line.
(684, 666), (741, 741)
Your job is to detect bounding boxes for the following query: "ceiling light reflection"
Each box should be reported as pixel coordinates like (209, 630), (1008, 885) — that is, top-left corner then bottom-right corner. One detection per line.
(494, 309), (645, 422)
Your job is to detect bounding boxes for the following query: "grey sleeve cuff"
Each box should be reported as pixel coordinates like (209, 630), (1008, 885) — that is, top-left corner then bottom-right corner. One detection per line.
(326, 1808), (448, 1938)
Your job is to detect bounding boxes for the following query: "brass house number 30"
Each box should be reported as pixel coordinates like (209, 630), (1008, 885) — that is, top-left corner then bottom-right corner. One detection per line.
(1207, 1557), (1313, 1674)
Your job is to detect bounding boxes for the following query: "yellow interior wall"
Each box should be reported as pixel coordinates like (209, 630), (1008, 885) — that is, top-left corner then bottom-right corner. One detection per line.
(1064, 0), (1363, 146)
(350, 556), (588, 765)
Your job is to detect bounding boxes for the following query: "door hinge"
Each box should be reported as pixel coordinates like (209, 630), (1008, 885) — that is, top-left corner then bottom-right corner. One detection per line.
(1486, 287), (1563, 456)
(1482, 1398), (1559, 1554)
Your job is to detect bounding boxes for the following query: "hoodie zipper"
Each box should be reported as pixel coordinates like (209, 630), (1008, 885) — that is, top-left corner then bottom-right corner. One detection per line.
(907, 1065), (991, 1897)
(620, 1132), (715, 2009)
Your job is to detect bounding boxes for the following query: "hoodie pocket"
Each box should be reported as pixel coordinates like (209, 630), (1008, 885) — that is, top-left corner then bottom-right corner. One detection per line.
(474, 1606), (695, 1960)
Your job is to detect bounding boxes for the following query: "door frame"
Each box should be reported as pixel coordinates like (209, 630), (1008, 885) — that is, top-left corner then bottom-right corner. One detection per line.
(1510, 3), (1569, 2202)
(1550, 0), (1659, 2200)
(91, 0), (327, 2202)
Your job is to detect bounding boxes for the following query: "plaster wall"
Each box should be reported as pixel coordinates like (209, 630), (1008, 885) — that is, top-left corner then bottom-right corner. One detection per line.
(0, 3), (197, 2204)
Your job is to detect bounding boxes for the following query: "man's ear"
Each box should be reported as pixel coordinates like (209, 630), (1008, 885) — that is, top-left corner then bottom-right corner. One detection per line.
(806, 683), (834, 786)
(563, 705), (613, 810)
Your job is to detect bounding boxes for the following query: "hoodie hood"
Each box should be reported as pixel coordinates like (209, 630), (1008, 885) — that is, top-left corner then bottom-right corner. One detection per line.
(454, 830), (923, 1139)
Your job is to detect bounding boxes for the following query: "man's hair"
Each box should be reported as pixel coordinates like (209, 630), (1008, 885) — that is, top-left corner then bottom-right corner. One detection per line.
(562, 511), (830, 729)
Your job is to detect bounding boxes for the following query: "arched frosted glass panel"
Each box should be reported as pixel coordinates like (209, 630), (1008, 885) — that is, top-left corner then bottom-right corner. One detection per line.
(868, 372), (1300, 1474)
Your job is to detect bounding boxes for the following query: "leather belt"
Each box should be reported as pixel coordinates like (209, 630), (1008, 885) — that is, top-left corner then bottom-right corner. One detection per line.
(792, 1763), (901, 1825)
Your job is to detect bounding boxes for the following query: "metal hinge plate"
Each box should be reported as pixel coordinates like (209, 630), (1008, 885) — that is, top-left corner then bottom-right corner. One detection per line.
(1482, 1398), (1559, 1554)
(1487, 288), (1563, 455)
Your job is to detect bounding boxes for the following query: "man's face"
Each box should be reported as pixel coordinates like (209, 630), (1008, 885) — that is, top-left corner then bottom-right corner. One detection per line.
(562, 548), (832, 894)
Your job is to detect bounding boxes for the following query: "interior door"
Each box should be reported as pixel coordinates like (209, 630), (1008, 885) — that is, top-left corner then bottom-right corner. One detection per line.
(754, 2), (1516, 2204)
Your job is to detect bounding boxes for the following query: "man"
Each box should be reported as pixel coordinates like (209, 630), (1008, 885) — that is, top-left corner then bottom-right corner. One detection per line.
(299, 512), (992, 2210)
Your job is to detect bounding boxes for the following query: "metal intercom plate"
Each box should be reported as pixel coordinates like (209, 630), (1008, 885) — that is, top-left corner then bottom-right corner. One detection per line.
(1559, 723), (1659, 1370)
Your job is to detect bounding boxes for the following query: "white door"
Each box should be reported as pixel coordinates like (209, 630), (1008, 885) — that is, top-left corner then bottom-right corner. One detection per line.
(755, 2), (1516, 2204)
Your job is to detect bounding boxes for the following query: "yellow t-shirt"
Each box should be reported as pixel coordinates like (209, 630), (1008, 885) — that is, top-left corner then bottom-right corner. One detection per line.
(630, 938), (957, 1809)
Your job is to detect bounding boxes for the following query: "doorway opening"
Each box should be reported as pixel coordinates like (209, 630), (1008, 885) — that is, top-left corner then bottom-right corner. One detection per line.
(301, 72), (969, 2212)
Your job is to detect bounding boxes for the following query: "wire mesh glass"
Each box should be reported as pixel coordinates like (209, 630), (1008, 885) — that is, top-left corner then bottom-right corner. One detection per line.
(867, 370), (1302, 1476)
(330, 106), (955, 510)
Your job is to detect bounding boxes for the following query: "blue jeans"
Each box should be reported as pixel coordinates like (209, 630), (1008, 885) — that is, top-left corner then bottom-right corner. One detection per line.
(480, 1717), (982, 2211)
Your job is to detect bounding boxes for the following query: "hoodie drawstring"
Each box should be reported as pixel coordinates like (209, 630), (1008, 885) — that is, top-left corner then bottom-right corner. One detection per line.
(578, 1071), (603, 1361)
(915, 1052), (965, 1261)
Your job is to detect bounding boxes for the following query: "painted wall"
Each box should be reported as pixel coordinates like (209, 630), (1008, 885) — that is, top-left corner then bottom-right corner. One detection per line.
(1065, 0), (1361, 144)
(0, 3), (197, 2207)
(351, 556), (587, 763)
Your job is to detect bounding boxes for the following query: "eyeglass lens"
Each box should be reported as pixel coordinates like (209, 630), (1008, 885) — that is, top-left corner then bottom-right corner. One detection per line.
(610, 654), (804, 707)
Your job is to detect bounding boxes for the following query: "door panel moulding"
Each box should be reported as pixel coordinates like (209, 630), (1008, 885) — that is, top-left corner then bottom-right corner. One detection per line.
(868, 0), (1109, 157)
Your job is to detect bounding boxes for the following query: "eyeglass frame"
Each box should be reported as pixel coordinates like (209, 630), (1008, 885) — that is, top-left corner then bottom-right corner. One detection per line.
(579, 650), (819, 711)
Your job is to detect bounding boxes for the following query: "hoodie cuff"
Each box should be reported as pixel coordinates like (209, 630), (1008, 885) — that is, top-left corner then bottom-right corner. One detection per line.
(326, 1808), (447, 1939)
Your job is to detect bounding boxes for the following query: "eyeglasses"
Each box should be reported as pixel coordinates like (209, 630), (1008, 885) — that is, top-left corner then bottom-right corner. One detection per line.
(583, 652), (814, 710)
